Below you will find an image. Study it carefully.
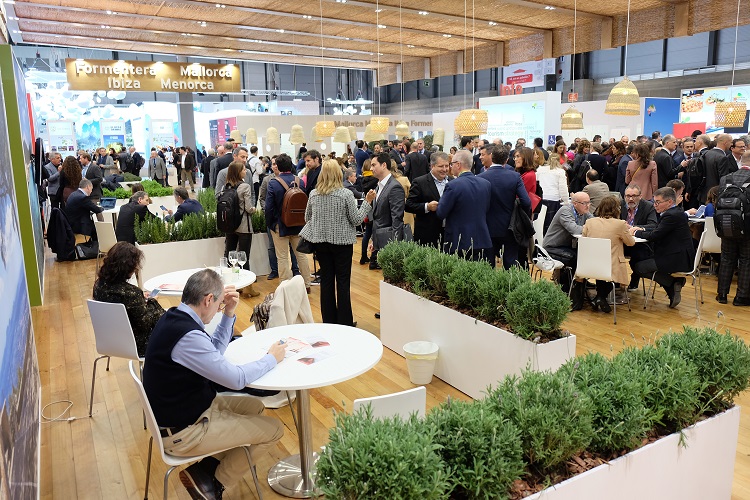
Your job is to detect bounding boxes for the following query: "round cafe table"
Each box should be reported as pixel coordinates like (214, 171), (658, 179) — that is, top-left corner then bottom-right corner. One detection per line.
(224, 324), (383, 498)
(143, 267), (256, 295)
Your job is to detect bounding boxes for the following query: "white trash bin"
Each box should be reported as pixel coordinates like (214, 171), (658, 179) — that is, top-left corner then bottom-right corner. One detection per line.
(403, 341), (439, 385)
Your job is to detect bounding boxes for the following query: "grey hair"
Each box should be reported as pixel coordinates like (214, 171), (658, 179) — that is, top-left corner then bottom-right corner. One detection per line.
(453, 150), (472, 169)
(207, 148), (216, 156)
(130, 191), (147, 203)
(344, 167), (356, 178)
(653, 186), (676, 203)
(181, 269), (224, 307)
(223, 141), (234, 150)
(696, 134), (711, 147)
(625, 183), (642, 194)
(233, 146), (248, 157)
(430, 151), (449, 165)
(79, 178), (93, 189)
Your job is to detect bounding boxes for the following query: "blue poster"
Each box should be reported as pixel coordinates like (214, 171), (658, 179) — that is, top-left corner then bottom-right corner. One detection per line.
(643, 98), (681, 136)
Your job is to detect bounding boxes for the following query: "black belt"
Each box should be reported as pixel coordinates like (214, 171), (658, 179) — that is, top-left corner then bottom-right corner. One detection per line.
(159, 426), (186, 438)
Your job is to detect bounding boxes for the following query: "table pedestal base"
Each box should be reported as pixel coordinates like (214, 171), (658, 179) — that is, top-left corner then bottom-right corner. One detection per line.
(267, 452), (320, 498)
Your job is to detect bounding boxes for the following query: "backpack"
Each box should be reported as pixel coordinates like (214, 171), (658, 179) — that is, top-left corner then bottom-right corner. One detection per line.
(216, 184), (244, 233)
(275, 176), (307, 227)
(124, 154), (135, 173)
(687, 154), (705, 183)
(137, 154), (146, 169)
(714, 177), (750, 240)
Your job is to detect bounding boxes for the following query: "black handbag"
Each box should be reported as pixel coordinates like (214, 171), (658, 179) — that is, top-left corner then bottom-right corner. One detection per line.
(296, 237), (314, 254)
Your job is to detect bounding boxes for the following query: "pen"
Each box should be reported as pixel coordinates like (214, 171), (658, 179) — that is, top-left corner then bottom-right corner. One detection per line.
(279, 339), (286, 345)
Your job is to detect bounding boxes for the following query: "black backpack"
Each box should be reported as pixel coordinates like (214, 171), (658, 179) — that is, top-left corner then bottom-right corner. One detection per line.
(714, 176), (750, 240)
(216, 184), (244, 233)
(687, 154), (705, 184)
(124, 154), (135, 173)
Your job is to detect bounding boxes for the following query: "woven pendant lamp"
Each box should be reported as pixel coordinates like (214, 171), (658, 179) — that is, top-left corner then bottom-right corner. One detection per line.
(454, 109), (489, 136)
(370, 116), (390, 133)
(266, 127), (280, 145)
(363, 124), (379, 142)
(561, 106), (584, 130)
(333, 126), (351, 143)
(605, 77), (640, 116)
(395, 121), (410, 138)
(715, 100), (747, 128)
(315, 120), (336, 137)
(246, 128), (258, 144)
(311, 126), (323, 142)
(433, 128), (445, 146)
(289, 124), (306, 144)
(347, 126), (357, 141)
(229, 129), (243, 144)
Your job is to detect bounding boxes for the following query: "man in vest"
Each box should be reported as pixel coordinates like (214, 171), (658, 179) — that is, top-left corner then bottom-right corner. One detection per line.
(143, 270), (286, 499)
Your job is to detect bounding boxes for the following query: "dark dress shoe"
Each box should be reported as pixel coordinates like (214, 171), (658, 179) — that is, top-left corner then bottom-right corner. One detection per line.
(359, 256), (370, 265)
(595, 296), (611, 313)
(733, 296), (750, 306)
(267, 272), (279, 280)
(374, 312), (380, 319)
(716, 294), (728, 304)
(179, 461), (217, 500)
(669, 282), (682, 309)
(369, 263), (382, 270)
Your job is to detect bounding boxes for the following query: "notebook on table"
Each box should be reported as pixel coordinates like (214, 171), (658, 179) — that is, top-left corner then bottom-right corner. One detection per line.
(99, 197), (117, 209)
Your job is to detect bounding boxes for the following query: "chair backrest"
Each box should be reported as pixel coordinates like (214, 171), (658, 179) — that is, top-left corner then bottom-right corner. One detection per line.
(267, 275), (313, 328)
(87, 299), (140, 360)
(575, 237), (613, 281)
(352, 386), (427, 420)
(701, 217), (722, 254)
(94, 220), (118, 254)
(690, 230), (707, 274)
(533, 204), (548, 247)
(129, 360), (168, 459)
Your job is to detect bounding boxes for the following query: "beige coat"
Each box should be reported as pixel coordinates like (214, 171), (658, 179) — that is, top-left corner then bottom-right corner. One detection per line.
(625, 160), (658, 201)
(581, 217), (636, 284)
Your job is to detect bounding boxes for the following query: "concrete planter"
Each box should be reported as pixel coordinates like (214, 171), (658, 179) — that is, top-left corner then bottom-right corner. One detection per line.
(379, 281), (576, 399)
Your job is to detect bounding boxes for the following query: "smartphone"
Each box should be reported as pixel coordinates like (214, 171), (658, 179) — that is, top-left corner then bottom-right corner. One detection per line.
(150, 288), (160, 298)
(160, 205), (168, 211)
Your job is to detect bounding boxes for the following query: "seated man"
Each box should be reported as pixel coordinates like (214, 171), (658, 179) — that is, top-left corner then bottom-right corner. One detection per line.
(620, 183), (658, 289)
(631, 187), (696, 308)
(164, 186), (204, 222)
(116, 191), (153, 245)
(582, 169), (610, 213)
(543, 191), (594, 291)
(64, 178), (103, 241)
(143, 269), (286, 499)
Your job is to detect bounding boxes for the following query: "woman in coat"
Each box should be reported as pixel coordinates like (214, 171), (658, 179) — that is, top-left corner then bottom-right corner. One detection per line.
(359, 159), (378, 265)
(59, 155), (82, 205)
(625, 143), (658, 201)
(223, 161), (260, 297)
(581, 195), (636, 312)
(300, 159), (375, 326)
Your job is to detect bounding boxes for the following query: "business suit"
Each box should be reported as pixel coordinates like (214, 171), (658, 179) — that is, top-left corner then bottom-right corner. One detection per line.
(388, 148), (403, 171)
(132, 152), (144, 175)
(478, 165), (530, 268)
(583, 180), (611, 213)
(148, 156), (167, 185)
(654, 148), (679, 188)
(215, 152), (234, 179)
(404, 151), (429, 183)
(620, 198), (658, 284)
(585, 153), (612, 190)
(702, 147), (735, 204)
(201, 154), (215, 188)
(354, 148), (369, 176)
(436, 171), (492, 261)
(370, 175), (405, 254)
(616, 154), (633, 196)
(84, 163), (104, 201)
(544, 205), (593, 283)
(116, 200), (152, 245)
(65, 188), (102, 239)
(181, 152), (196, 190)
(405, 173), (445, 248)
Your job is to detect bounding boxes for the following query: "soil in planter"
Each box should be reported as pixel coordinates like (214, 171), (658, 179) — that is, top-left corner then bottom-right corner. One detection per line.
(390, 280), (569, 344)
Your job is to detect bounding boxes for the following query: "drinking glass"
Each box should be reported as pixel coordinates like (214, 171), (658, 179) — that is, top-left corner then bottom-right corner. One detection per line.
(236, 251), (247, 272)
(228, 251), (238, 275)
(219, 257), (229, 278)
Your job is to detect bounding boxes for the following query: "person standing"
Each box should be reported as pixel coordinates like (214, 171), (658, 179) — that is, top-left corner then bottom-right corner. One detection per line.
(406, 152), (451, 248)
(367, 152), (405, 269)
(354, 140), (369, 176)
(626, 143), (658, 201)
(181, 146), (197, 193)
(81, 152), (103, 202)
(247, 145), (263, 202)
(223, 161), (260, 297)
(300, 159), (375, 325)
(148, 150), (167, 186)
(201, 148), (215, 189)
(259, 156), (300, 280)
(43, 152), (64, 209)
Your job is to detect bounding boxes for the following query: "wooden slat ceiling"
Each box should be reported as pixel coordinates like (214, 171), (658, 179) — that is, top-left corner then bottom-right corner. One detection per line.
(4, 0), (744, 84)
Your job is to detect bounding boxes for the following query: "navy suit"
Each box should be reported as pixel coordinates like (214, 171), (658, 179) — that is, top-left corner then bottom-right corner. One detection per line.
(478, 165), (530, 268)
(354, 148), (369, 176)
(404, 152), (429, 182)
(436, 171), (492, 261)
(65, 188), (102, 238)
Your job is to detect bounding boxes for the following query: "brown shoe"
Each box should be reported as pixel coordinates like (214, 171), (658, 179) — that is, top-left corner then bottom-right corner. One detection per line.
(245, 284), (260, 297)
(306, 287), (311, 294)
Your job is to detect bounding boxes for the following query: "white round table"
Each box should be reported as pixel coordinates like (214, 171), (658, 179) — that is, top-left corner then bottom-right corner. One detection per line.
(143, 267), (256, 295)
(225, 324), (383, 498)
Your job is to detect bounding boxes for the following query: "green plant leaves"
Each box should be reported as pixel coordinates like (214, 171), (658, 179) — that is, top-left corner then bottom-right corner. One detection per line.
(134, 212), (220, 244)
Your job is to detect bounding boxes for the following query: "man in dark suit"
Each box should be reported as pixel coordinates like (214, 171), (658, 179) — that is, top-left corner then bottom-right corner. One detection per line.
(478, 145), (530, 268)
(214, 141), (235, 181)
(130, 147), (144, 176)
(654, 134), (680, 188)
(405, 152), (450, 248)
(354, 140), (369, 176)
(81, 152), (103, 202)
(388, 142), (403, 170)
(701, 134), (735, 204)
(716, 155), (750, 305)
(116, 191), (153, 245)
(437, 150), (492, 262)
(65, 178), (103, 240)
(621, 183), (659, 289)
(404, 145), (429, 183)
(584, 143), (611, 190)
(616, 145), (634, 197)
(632, 186), (696, 308)
(368, 152), (405, 269)
(164, 187), (204, 222)
(201, 148), (215, 188)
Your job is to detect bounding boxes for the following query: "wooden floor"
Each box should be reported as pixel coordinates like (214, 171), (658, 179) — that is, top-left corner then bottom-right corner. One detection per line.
(34, 239), (750, 499)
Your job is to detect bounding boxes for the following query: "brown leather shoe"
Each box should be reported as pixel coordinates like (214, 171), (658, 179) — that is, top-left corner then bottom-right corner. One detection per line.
(306, 287), (311, 294)
(179, 462), (217, 500)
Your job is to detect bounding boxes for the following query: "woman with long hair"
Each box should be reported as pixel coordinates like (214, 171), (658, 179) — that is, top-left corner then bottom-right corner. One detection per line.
(536, 153), (570, 232)
(569, 139), (592, 192)
(300, 159), (375, 325)
(626, 143), (658, 201)
(359, 159), (378, 265)
(223, 161), (259, 297)
(513, 146), (541, 213)
(60, 155), (82, 204)
(92, 241), (165, 356)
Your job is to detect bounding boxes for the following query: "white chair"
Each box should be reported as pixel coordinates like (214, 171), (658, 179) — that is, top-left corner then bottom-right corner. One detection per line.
(87, 300), (143, 417)
(531, 244), (570, 284)
(701, 217), (722, 273)
(572, 237), (627, 324)
(352, 386), (427, 420)
(128, 361), (264, 500)
(531, 204), (548, 249)
(93, 220), (117, 273)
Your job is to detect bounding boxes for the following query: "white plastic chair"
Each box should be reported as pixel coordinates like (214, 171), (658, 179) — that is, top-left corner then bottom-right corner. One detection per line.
(128, 361), (264, 500)
(532, 204), (547, 248)
(572, 237), (627, 324)
(701, 217), (722, 273)
(87, 300), (143, 417)
(352, 386), (427, 420)
(93, 220), (117, 273)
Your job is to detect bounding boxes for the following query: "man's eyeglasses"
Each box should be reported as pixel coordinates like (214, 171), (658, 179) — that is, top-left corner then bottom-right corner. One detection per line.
(653, 199), (671, 206)
(573, 200), (591, 206)
(624, 194), (640, 199)
(449, 161), (460, 166)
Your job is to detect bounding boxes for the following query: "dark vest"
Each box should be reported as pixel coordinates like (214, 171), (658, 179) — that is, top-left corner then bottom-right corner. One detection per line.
(143, 308), (215, 429)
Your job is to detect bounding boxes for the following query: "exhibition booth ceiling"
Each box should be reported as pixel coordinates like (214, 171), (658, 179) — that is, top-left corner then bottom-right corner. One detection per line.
(5, 0), (745, 85)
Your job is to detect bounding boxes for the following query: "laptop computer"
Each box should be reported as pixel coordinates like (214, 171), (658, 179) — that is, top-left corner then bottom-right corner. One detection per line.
(694, 204), (706, 218)
(99, 197), (117, 209)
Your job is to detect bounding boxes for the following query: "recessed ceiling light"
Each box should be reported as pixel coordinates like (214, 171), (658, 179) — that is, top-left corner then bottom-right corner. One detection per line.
(303, 14), (313, 19)
(377, 24), (386, 29)
(544, 5), (556, 9)
(100, 25), (111, 29)
(407, 44), (415, 48)
(418, 11), (429, 15)
(443, 34), (451, 38)
(276, 29), (285, 33)
(375, 8), (383, 12)
(488, 21), (498, 26)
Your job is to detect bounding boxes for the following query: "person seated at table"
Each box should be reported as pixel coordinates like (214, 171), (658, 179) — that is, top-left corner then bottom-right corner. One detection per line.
(544, 191), (594, 292)
(630, 187), (695, 308)
(92, 241), (165, 357)
(65, 178), (103, 241)
(143, 269), (286, 500)
(582, 169), (610, 213)
(581, 196), (636, 312)
(620, 183), (658, 290)
(116, 191), (154, 245)
(164, 186), (203, 222)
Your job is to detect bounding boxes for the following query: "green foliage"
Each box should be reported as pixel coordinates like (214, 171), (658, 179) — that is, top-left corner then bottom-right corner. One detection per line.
(656, 326), (750, 412)
(134, 214), (172, 244)
(121, 172), (141, 181)
(197, 187), (218, 213)
(559, 353), (651, 454)
(404, 245), (434, 296)
(251, 210), (267, 233)
(377, 240), (421, 283)
(615, 345), (701, 432)
(317, 408), (450, 500)
(134, 212), (220, 244)
(503, 279), (570, 340)
(426, 399), (524, 499)
(446, 258), (490, 310)
(486, 370), (595, 471)
(475, 266), (532, 322)
(103, 179), (173, 199)
(102, 187), (131, 199)
(424, 251), (459, 297)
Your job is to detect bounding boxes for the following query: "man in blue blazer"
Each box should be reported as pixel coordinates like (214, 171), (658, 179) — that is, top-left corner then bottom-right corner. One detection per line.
(354, 140), (369, 176)
(478, 145), (531, 269)
(436, 150), (492, 262)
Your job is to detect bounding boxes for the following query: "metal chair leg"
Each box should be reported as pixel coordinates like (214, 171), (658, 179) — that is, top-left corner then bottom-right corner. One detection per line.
(89, 355), (109, 417)
(144, 436), (153, 500)
(106, 356), (111, 371)
(243, 446), (264, 500)
(612, 282), (617, 325)
(163, 466), (178, 500)
(643, 273), (657, 309)
(139, 362), (146, 430)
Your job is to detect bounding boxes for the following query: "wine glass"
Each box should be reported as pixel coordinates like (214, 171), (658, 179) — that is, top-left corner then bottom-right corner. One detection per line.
(228, 251), (238, 274)
(236, 251), (247, 272)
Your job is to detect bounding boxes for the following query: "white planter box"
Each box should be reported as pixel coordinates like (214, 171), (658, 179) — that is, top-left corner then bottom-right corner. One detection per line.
(380, 281), (576, 399)
(250, 232), (271, 276)
(524, 406), (741, 500)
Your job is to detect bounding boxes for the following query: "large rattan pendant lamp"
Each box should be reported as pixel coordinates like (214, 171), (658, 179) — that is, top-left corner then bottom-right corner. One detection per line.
(454, 0), (488, 136)
(561, 0), (584, 129)
(715, 0), (747, 128)
(289, 124), (306, 145)
(315, 0), (335, 137)
(370, 0), (390, 134)
(605, 0), (640, 115)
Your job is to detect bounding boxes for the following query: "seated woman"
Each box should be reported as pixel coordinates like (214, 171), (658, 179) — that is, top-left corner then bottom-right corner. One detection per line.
(580, 195), (636, 312)
(92, 241), (165, 357)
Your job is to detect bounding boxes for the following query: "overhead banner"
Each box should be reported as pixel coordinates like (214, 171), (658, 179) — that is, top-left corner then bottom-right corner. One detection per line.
(680, 85), (750, 133)
(504, 59), (555, 89)
(47, 120), (76, 153)
(151, 119), (175, 147)
(65, 58), (241, 93)
(100, 119), (126, 150)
